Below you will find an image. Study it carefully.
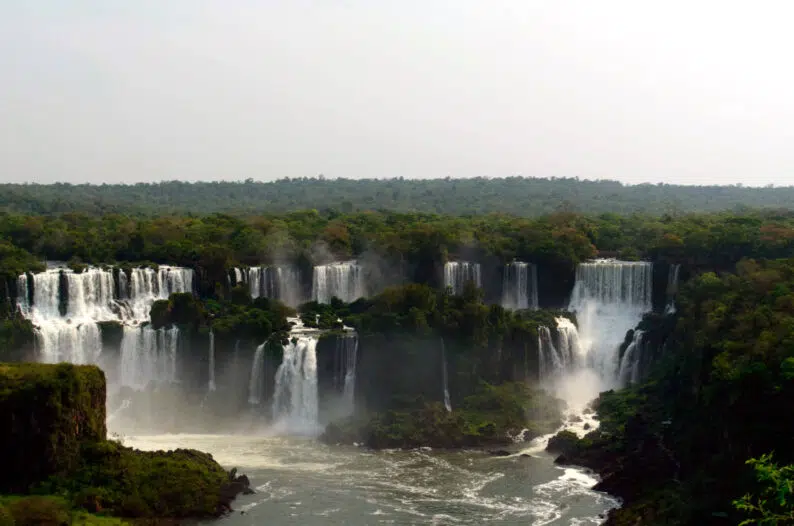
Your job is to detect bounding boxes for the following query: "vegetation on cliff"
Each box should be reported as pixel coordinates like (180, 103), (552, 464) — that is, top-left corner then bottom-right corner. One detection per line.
(548, 258), (794, 524)
(0, 363), (248, 521)
(322, 381), (563, 449)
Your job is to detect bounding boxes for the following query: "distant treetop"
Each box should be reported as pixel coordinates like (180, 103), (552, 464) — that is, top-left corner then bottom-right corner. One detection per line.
(0, 177), (790, 216)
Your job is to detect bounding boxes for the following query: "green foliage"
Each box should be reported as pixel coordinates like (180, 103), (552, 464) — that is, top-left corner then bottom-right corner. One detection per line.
(3, 496), (69, 526)
(40, 441), (229, 518)
(0, 320), (34, 361)
(2, 178), (794, 217)
(0, 503), (12, 526)
(562, 257), (794, 524)
(734, 453), (794, 525)
(0, 364), (106, 493)
(323, 382), (563, 449)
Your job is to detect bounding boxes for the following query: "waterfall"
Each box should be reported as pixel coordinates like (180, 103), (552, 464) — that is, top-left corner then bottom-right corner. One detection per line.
(501, 262), (538, 310)
(443, 261), (481, 295)
(617, 330), (645, 385)
(248, 342), (266, 405)
(665, 264), (681, 314)
(247, 266), (303, 307)
(537, 326), (562, 380)
(441, 338), (452, 412)
(568, 259), (653, 387)
(127, 266), (194, 322)
(208, 331), (216, 392)
(17, 265), (192, 381)
(272, 336), (320, 434)
(312, 261), (365, 304)
(335, 333), (358, 416)
(119, 326), (179, 390)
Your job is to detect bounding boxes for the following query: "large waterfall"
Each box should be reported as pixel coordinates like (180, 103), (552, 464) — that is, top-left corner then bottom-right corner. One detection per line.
(443, 261), (481, 295)
(501, 262), (538, 310)
(244, 266), (304, 307)
(119, 325), (179, 390)
(272, 336), (320, 434)
(567, 259), (653, 388)
(312, 261), (365, 304)
(17, 265), (193, 381)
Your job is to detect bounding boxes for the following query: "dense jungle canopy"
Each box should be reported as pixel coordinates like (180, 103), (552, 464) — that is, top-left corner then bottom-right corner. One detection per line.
(0, 177), (791, 216)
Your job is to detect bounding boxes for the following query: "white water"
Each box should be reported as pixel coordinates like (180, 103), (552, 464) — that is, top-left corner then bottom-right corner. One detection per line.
(568, 259), (652, 389)
(125, 266), (194, 322)
(272, 336), (320, 435)
(17, 265), (193, 386)
(312, 261), (365, 303)
(336, 333), (359, 417)
(119, 325), (179, 390)
(522, 262), (654, 459)
(441, 338), (452, 412)
(444, 261), (481, 295)
(502, 261), (539, 310)
(208, 331), (216, 392)
(617, 330), (644, 385)
(246, 265), (304, 307)
(665, 263), (681, 314)
(248, 342), (267, 405)
(123, 434), (618, 525)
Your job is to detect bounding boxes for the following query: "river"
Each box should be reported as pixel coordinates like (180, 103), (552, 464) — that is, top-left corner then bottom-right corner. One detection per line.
(123, 433), (618, 525)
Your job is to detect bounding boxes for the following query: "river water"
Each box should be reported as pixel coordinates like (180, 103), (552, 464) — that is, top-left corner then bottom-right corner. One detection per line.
(123, 434), (618, 525)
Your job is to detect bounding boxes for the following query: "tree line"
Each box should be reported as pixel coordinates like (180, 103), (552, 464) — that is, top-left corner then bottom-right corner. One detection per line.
(0, 177), (791, 217)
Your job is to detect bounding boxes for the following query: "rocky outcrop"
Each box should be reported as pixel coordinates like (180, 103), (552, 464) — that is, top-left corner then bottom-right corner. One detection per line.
(0, 363), (106, 493)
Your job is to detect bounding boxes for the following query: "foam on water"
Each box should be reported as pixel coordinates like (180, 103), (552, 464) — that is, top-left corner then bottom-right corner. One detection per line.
(121, 434), (618, 524)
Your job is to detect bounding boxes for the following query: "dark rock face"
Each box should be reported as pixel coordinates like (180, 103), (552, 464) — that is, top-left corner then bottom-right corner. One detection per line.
(546, 430), (580, 457)
(219, 470), (256, 514)
(0, 363), (106, 493)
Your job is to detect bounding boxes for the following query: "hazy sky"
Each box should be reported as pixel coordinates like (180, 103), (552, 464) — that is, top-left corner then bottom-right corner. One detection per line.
(1, 1), (793, 186)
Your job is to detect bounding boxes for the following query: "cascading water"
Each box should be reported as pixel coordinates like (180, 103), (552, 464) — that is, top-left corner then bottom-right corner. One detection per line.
(312, 261), (365, 304)
(501, 262), (538, 310)
(125, 266), (194, 322)
(567, 259), (652, 388)
(443, 261), (481, 295)
(17, 265), (193, 380)
(272, 336), (320, 434)
(441, 338), (452, 412)
(248, 342), (266, 405)
(521, 261), (654, 456)
(335, 333), (359, 417)
(208, 330), (216, 392)
(665, 263), (681, 314)
(247, 266), (303, 307)
(119, 325), (179, 390)
(617, 330), (645, 385)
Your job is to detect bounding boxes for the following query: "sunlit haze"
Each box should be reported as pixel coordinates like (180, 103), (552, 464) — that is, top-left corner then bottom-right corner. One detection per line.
(1, 1), (792, 185)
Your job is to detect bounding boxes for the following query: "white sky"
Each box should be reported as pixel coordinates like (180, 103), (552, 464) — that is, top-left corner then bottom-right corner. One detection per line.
(1, 1), (793, 186)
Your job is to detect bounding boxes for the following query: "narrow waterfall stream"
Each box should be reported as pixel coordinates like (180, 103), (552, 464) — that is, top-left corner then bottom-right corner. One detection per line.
(441, 337), (452, 412)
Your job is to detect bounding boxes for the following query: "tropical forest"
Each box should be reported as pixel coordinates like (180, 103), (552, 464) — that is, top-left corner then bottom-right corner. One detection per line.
(1, 180), (793, 524)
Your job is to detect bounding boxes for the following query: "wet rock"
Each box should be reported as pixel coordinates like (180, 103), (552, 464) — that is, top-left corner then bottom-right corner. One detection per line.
(218, 469), (256, 514)
(487, 449), (511, 457)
